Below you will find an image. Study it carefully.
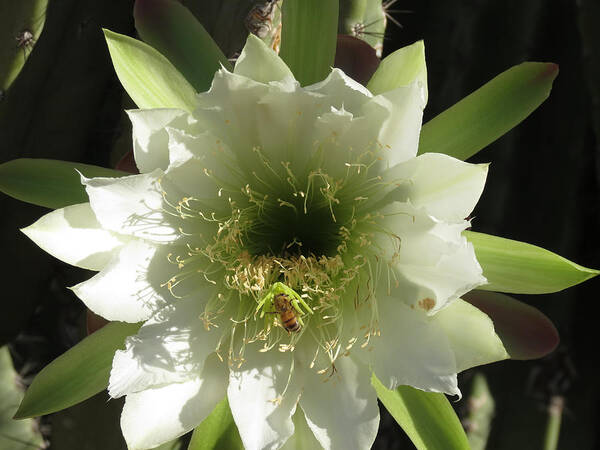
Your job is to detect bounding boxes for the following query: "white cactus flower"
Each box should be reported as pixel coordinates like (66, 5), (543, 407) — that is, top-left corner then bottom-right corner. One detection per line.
(22, 36), (507, 449)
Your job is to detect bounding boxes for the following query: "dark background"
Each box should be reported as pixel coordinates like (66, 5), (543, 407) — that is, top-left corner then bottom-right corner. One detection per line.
(1, 0), (599, 448)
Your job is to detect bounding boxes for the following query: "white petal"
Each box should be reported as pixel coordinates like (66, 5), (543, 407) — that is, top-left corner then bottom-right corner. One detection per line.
(381, 202), (486, 313)
(128, 108), (189, 173)
(300, 356), (379, 450)
(310, 109), (386, 178)
(234, 34), (294, 83)
(228, 348), (303, 450)
(121, 354), (227, 450)
(281, 407), (323, 450)
(21, 203), (127, 271)
(194, 70), (272, 160)
(366, 82), (424, 166)
(396, 240), (486, 313)
(435, 299), (508, 372)
(83, 170), (181, 243)
(371, 298), (460, 396)
(71, 240), (170, 323)
(109, 296), (220, 397)
(165, 128), (241, 203)
(306, 68), (373, 111)
(384, 153), (489, 221)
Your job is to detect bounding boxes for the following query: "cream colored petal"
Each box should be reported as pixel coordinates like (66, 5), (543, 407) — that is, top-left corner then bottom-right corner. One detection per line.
(109, 296), (220, 397)
(71, 240), (170, 323)
(383, 152), (489, 221)
(370, 298), (460, 396)
(128, 108), (189, 173)
(21, 203), (127, 271)
(435, 299), (508, 372)
(299, 356), (379, 450)
(228, 347), (303, 450)
(120, 354), (227, 450)
(83, 170), (181, 243)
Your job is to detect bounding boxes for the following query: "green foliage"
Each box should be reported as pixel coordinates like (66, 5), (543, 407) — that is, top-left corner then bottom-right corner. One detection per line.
(0, 0), (48, 91)
(465, 231), (599, 294)
(465, 373), (494, 450)
(188, 397), (243, 450)
(372, 375), (470, 450)
(0, 347), (44, 449)
(134, 0), (231, 93)
(280, 0), (339, 85)
(14, 321), (140, 419)
(419, 62), (558, 160)
(103, 29), (197, 112)
(0, 158), (127, 209)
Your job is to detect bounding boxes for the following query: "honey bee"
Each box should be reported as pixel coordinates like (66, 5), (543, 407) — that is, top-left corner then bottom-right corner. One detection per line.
(256, 282), (313, 333)
(245, 1), (278, 38)
(273, 293), (301, 332)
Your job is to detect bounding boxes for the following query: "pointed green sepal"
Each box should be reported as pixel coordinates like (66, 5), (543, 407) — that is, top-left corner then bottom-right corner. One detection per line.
(419, 62), (558, 160)
(103, 28), (197, 112)
(188, 397), (243, 450)
(13, 321), (140, 419)
(134, 0), (231, 93)
(372, 374), (470, 450)
(466, 231), (599, 294)
(280, 0), (339, 86)
(367, 40), (427, 100)
(0, 158), (128, 209)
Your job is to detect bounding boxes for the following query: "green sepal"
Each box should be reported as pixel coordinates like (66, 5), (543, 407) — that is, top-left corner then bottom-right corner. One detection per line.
(103, 29), (197, 112)
(188, 397), (243, 450)
(0, 158), (128, 209)
(13, 321), (141, 419)
(367, 40), (427, 98)
(418, 62), (558, 160)
(280, 0), (339, 86)
(134, 0), (231, 93)
(372, 374), (470, 450)
(466, 231), (599, 294)
(463, 290), (559, 360)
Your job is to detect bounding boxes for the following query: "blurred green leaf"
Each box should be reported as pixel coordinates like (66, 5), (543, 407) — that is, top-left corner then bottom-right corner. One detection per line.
(0, 158), (127, 209)
(0, 347), (44, 449)
(367, 40), (427, 97)
(418, 62), (558, 160)
(0, 0), (48, 91)
(464, 373), (494, 450)
(281, 407), (321, 449)
(466, 231), (599, 294)
(188, 397), (243, 450)
(14, 321), (140, 419)
(134, 0), (231, 93)
(103, 29), (197, 112)
(372, 375), (470, 450)
(280, 0), (339, 85)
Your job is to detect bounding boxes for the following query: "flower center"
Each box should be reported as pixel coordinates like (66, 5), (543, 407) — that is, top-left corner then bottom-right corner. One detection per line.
(160, 143), (393, 367)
